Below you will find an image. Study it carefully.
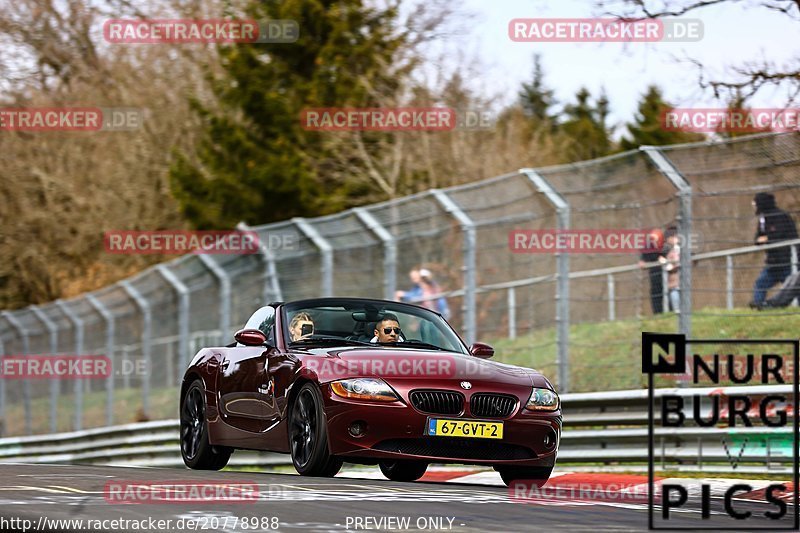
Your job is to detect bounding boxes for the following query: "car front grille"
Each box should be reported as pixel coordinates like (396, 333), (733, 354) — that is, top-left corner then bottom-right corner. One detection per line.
(470, 393), (517, 418)
(409, 390), (464, 415)
(373, 437), (535, 461)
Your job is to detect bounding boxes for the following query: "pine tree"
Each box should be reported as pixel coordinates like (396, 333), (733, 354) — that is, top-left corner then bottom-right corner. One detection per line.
(169, 0), (405, 229)
(518, 54), (555, 123)
(559, 87), (613, 161)
(620, 85), (703, 149)
(716, 90), (771, 139)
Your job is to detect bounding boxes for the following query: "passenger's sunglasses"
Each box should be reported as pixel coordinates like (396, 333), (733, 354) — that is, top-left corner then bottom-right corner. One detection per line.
(382, 327), (401, 334)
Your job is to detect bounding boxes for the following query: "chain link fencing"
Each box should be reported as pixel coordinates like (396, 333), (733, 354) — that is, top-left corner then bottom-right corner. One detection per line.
(1, 131), (799, 436)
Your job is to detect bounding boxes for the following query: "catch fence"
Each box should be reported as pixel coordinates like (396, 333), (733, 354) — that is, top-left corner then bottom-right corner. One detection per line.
(1, 131), (799, 436)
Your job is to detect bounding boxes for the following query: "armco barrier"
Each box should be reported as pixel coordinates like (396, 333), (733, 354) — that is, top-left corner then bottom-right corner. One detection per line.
(0, 386), (791, 473)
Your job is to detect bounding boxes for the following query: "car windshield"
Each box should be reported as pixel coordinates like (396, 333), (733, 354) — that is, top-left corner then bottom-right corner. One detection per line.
(282, 299), (468, 354)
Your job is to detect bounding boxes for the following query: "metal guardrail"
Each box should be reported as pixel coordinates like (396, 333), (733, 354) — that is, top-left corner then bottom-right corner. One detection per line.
(0, 386), (791, 473)
(0, 418), (286, 468)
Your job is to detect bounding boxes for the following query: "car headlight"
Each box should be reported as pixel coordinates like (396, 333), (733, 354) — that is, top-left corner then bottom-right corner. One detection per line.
(330, 378), (399, 402)
(525, 387), (559, 411)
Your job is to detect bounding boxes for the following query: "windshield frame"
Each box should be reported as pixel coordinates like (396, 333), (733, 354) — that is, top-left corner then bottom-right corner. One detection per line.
(280, 297), (469, 354)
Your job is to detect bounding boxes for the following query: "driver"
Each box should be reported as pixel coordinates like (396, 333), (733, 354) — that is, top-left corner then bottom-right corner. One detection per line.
(372, 314), (404, 343)
(289, 312), (314, 341)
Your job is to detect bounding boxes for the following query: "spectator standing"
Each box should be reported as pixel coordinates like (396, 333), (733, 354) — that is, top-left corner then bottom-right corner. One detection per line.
(659, 227), (680, 312)
(638, 227), (665, 314)
(418, 268), (451, 319)
(395, 268), (423, 302)
(750, 192), (798, 309)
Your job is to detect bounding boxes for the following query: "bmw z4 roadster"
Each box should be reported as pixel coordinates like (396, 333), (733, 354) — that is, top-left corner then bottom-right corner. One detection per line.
(180, 297), (561, 486)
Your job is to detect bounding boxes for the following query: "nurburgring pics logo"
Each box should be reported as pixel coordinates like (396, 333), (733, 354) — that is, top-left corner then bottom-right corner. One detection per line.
(662, 108), (800, 133)
(103, 19), (298, 43)
(642, 332), (798, 529)
(0, 107), (143, 131)
(508, 18), (703, 43)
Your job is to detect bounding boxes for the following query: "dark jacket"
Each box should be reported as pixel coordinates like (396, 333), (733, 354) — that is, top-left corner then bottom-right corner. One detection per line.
(754, 192), (798, 266)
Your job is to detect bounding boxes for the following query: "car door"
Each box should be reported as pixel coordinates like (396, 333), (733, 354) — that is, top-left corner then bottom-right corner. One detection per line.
(216, 305), (281, 432)
(217, 345), (280, 432)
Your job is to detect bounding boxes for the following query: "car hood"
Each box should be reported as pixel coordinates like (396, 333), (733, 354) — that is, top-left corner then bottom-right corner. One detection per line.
(296, 346), (551, 389)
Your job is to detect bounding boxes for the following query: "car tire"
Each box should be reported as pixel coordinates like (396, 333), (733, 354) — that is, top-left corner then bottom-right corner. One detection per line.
(180, 379), (232, 470)
(496, 466), (553, 488)
(379, 460), (428, 482)
(289, 383), (343, 477)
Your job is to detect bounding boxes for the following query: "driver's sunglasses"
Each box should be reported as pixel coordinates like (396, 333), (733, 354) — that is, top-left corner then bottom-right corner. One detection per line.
(382, 327), (401, 334)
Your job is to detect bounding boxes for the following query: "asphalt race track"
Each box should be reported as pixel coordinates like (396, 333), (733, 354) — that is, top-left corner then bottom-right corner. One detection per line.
(0, 463), (793, 532)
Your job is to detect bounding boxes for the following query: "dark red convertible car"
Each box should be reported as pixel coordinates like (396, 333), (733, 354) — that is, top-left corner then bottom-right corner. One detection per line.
(180, 297), (561, 486)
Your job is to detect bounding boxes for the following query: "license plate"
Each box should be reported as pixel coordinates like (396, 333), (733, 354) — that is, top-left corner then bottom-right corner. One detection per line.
(426, 418), (503, 439)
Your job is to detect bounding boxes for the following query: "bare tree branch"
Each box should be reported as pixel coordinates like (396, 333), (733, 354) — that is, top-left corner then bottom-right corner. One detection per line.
(595, 0), (800, 104)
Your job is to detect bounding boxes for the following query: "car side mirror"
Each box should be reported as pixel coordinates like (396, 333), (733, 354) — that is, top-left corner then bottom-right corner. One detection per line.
(469, 342), (494, 359)
(234, 328), (268, 346)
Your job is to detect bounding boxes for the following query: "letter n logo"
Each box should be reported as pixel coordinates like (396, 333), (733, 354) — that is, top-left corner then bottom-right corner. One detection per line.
(642, 332), (686, 374)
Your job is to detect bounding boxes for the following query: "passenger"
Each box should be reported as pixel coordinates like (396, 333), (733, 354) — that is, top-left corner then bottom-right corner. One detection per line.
(289, 312), (314, 341)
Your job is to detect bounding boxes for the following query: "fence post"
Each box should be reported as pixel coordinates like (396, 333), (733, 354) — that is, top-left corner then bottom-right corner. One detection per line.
(121, 345), (131, 390)
(1, 311), (32, 435)
(237, 222), (283, 303)
(54, 300), (85, 431)
(792, 246), (799, 307)
(353, 207), (396, 300)
(642, 147), (693, 338)
(726, 255), (734, 310)
(30, 306), (59, 433)
(157, 264), (190, 386)
(293, 217), (334, 298)
(607, 274), (616, 321)
(198, 255), (231, 343)
(521, 169), (571, 393)
(87, 294), (115, 427)
(431, 190), (477, 345)
(120, 281), (151, 418)
(508, 287), (517, 339)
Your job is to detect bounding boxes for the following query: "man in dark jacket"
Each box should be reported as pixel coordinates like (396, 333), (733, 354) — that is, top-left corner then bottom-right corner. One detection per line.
(638, 227), (665, 314)
(750, 192), (798, 308)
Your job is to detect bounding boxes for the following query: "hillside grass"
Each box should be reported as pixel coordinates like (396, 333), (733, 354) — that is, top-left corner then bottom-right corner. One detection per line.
(491, 307), (799, 392)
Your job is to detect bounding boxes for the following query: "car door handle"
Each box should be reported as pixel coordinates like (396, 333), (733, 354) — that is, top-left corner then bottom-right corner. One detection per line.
(221, 360), (230, 370)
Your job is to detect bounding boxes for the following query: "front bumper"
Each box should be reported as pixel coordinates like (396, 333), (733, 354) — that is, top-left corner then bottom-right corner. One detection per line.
(322, 384), (561, 467)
